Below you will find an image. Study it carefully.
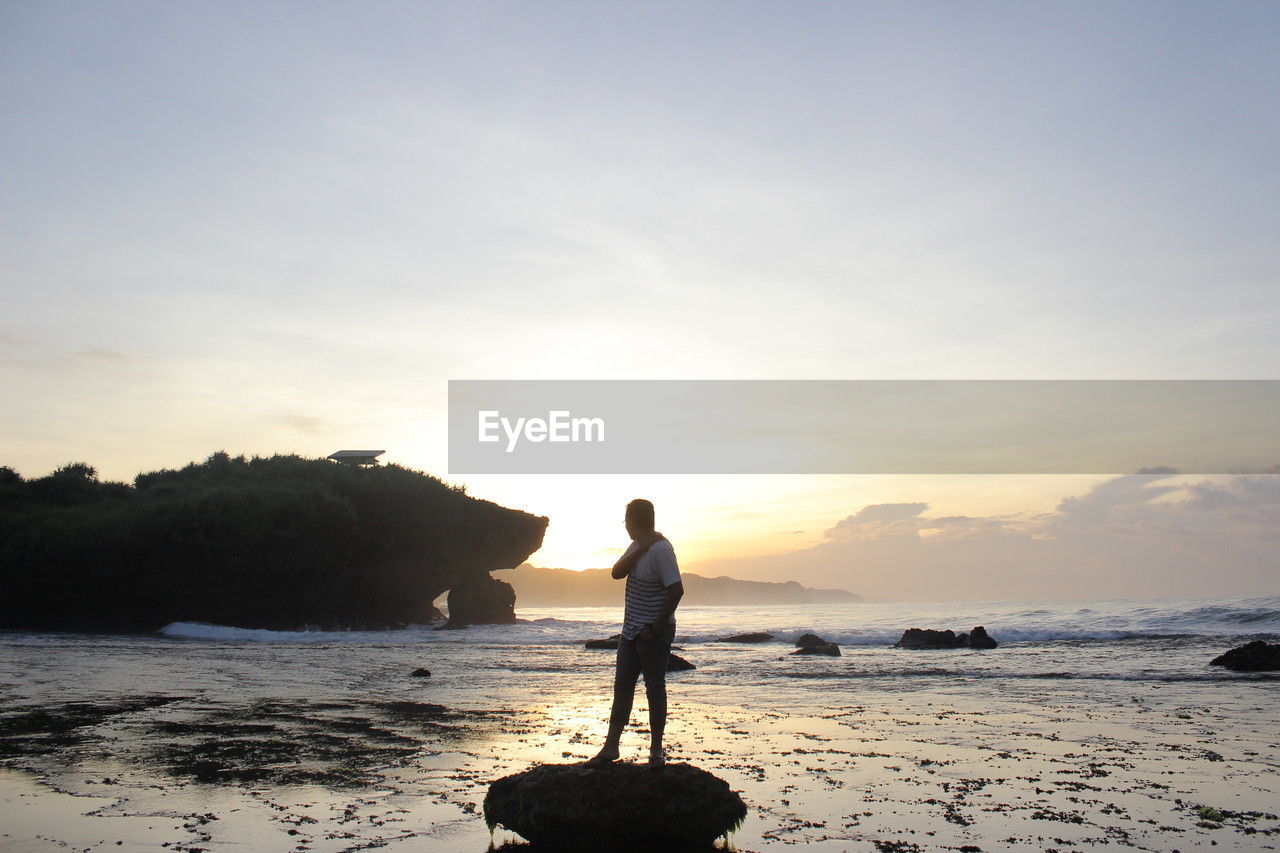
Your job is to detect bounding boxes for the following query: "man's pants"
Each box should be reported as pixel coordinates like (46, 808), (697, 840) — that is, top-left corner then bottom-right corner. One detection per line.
(609, 621), (676, 740)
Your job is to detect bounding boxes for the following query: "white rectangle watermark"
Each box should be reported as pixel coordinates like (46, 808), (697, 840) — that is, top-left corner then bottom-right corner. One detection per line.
(448, 380), (1280, 475)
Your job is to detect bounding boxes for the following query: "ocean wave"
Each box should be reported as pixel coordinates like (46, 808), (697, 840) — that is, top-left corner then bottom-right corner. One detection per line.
(158, 621), (441, 643)
(683, 628), (1273, 646)
(151, 596), (1280, 647)
(155, 621), (1280, 648)
(770, 668), (1280, 683)
(157, 617), (610, 644)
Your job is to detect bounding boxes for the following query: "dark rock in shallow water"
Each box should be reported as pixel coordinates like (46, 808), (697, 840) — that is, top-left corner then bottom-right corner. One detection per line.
(895, 627), (999, 649)
(1210, 640), (1280, 672)
(446, 572), (517, 627)
(582, 635), (693, 669)
(795, 633), (830, 649)
(967, 626), (998, 649)
(791, 633), (840, 656)
(584, 635), (693, 668)
(790, 642), (840, 656)
(717, 632), (774, 643)
(484, 762), (746, 851)
(409, 667), (431, 677)
(896, 628), (960, 649)
(667, 653), (696, 671)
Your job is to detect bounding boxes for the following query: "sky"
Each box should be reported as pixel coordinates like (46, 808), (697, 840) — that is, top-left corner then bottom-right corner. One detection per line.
(2, 2), (1278, 599)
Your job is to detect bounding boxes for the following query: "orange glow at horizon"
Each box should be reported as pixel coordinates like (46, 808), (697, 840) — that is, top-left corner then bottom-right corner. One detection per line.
(452, 473), (1100, 573)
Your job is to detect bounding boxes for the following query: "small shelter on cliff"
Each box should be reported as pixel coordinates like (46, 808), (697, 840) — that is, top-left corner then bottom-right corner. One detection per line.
(326, 450), (385, 467)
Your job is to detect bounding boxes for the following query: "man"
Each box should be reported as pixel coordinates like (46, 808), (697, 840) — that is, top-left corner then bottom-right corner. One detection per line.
(587, 498), (684, 769)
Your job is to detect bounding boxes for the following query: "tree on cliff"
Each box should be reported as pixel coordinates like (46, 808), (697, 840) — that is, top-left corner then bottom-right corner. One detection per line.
(0, 453), (547, 632)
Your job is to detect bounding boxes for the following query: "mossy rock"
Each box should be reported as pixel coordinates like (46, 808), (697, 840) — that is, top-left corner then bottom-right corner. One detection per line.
(484, 761), (747, 850)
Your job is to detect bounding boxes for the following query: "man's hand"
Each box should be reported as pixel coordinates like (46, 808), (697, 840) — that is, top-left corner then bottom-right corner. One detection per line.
(611, 531), (665, 580)
(638, 621), (660, 641)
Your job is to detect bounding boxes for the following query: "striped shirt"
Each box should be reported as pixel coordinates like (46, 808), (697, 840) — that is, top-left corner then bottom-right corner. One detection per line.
(621, 538), (682, 640)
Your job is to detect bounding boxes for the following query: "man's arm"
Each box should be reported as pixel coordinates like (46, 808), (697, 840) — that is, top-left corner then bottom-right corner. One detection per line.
(611, 531), (664, 579)
(637, 582), (684, 641)
(638, 540), (683, 639)
(653, 581), (684, 631)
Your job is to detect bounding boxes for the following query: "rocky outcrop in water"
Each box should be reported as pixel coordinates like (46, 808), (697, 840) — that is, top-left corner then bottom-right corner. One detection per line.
(963, 626), (998, 649)
(484, 762), (747, 850)
(895, 627), (1000, 650)
(795, 633), (829, 648)
(1210, 640), (1280, 672)
(792, 633), (841, 656)
(446, 573), (517, 626)
(668, 653), (696, 671)
(0, 454), (547, 632)
(791, 644), (840, 656)
(718, 632), (775, 643)
(582, 637), (696, 671)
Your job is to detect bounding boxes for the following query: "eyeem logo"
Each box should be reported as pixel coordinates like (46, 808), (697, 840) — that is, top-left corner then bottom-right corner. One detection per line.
(478, 410), (606, 453)
(451, 380), (1280, 475)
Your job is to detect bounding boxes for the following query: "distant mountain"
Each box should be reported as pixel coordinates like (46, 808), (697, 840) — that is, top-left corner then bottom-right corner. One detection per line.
(505, 564), (861, 607)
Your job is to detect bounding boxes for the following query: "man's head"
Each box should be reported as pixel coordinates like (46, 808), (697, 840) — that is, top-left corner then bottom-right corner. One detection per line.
(625, 498), (655, 538)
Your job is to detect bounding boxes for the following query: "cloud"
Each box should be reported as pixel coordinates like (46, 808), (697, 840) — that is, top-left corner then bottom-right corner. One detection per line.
(824, 502), (928, 541)
(824, 502), (1030, 543)
(1054, 471), (1183, 522)
(1177, 475), (1280, 539)
(694, 474), (1280, 600)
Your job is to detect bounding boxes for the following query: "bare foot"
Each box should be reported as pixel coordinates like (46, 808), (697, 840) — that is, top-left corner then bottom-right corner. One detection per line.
(647, 747), (666, 770)
(586, 745), (619, 766)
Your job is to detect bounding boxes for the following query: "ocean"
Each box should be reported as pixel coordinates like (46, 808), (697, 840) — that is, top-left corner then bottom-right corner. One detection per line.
(2, 595), (1278, 851)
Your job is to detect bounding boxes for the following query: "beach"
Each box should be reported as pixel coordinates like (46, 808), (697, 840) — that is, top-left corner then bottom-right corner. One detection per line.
(2, 598), (1278, 851)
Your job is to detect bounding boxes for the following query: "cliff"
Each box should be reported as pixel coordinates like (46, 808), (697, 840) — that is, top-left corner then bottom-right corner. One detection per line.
(0, 454), (547, 632)
(506, 564), (860, 607)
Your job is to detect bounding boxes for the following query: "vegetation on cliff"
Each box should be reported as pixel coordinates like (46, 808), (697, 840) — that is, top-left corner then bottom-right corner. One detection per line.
(0, 453), (547, 632)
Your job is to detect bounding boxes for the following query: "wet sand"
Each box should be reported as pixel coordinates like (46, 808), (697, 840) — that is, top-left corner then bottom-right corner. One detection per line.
(2, 679), (1277, 851)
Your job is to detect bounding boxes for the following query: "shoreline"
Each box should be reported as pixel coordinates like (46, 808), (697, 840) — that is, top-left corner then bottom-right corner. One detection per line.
(2, 680), (1278, 851)
(3, 602), (1278, 851)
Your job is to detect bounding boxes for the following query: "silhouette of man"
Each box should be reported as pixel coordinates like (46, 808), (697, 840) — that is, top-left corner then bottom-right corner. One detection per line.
(587, 498), (684, 769)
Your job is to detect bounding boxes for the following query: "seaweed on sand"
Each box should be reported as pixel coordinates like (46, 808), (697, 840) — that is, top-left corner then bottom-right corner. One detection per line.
(1, 694), (513, 791)
(0, 695), (184, 758)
